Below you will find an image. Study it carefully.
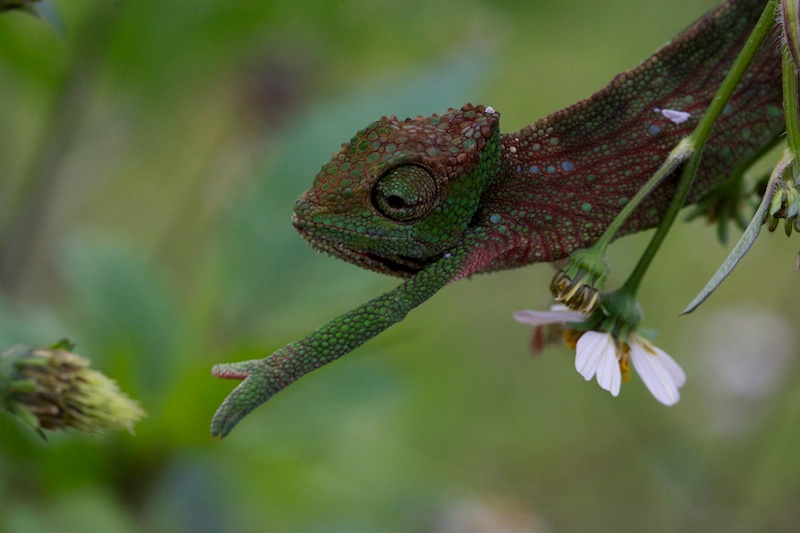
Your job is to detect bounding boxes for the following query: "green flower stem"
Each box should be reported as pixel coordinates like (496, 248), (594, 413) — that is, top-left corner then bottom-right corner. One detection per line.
(587, 140), (691, 254)
(0, 2), (114, 294)
(783, 0), (800, 78)
(556, 0), (778, 313)
(681, 5), (800, 313)
(619, 0), (779, 296)
(555, 137), (692, 309)
(783, 43), (800, 162)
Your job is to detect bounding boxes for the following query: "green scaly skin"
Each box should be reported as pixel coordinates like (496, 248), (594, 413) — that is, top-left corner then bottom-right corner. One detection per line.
(211, 0), (783, 437)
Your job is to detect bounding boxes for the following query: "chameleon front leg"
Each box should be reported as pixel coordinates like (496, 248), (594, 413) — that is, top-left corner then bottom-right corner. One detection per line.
(210, 241), (480, 437)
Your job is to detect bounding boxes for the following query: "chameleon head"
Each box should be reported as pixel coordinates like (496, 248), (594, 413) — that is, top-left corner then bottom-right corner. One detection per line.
(292, 104), (501, 277)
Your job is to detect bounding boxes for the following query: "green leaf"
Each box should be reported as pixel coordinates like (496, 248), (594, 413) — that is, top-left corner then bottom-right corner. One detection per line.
(682, 166), (779, 314)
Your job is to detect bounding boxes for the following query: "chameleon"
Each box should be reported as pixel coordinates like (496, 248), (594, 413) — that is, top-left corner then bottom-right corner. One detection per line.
(211, 0), (784, 436)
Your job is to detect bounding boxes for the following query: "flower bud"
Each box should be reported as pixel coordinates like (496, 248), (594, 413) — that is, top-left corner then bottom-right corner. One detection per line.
(550, 249), (609, 313)
(0, 341), (145, 437)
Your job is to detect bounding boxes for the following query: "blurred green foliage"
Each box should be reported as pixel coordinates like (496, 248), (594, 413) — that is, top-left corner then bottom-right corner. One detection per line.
(2, 0), (800, 531)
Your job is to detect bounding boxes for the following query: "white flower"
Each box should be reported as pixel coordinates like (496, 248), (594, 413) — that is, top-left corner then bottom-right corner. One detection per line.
(575, 331), (621, 396)
(628, 335), (686, 406)
(514, 307), (686, 405)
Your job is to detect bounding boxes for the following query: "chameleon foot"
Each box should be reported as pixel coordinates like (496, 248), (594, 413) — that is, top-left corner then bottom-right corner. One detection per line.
(210, 359), (287, 438)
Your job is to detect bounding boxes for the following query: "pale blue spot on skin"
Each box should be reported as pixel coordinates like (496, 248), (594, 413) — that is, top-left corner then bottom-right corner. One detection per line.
(546, 165), (556, 174)
(561, 161), (575, 172)
(529, 165), (539, 174)
(648, 124), (661, 135)
(515, 164), (522, 173)
(489, 213), (501, 224)
(723, 104), (733, 116)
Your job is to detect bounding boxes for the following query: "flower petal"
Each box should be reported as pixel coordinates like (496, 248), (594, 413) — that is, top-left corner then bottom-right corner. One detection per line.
(513, 305), (586, 326)
(575, 331), (609, 379)
(575, 332), (620, 395)
(595, 344), (622, 397)
(629, 337), (685, 406)
(648, 343), (686, 387)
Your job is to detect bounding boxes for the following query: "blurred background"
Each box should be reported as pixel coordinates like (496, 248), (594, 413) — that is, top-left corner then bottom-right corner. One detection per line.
(1, 0), (799, 531)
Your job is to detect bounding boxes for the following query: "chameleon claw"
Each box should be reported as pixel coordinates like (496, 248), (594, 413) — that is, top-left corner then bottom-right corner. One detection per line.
(210, 359), (287, 438)
(212, 362), (253, 380)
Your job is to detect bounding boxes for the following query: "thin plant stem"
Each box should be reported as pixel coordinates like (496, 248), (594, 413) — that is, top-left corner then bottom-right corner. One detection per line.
(0, 3), (118, 296)
(782, 43), (800, 161)
(620, 0), (779, 296)
(588, 141), (689, 253)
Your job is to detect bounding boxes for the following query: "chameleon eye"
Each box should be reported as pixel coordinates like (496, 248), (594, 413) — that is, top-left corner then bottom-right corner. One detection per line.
(372, 164), (439, 222)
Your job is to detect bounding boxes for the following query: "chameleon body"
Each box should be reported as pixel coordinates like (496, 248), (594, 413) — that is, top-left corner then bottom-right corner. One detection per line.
(212, 0), (783, 436)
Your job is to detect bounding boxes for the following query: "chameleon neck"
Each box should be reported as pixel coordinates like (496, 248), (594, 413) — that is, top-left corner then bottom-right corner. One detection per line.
(470, 0), (783, 271)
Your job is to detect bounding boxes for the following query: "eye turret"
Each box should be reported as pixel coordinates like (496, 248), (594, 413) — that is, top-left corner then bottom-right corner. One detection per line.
(372, 164), (439, 222)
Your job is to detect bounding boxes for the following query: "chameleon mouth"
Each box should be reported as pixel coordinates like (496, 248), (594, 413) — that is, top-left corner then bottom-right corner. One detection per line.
(293, 219), (430, 277)
(310, 237), (428, 277)
(363, 251), (430, 276)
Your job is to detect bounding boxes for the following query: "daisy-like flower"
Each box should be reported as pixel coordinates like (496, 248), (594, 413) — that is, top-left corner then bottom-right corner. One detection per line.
(514, 307), (686, 405)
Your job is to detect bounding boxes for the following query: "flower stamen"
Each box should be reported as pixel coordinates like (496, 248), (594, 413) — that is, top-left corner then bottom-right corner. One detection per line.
(550, 249), (609, 313)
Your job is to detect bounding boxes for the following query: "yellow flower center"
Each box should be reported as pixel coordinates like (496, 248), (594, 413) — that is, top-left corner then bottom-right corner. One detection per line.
(618, 342), (631, 382)
(562, 328), (583, 350)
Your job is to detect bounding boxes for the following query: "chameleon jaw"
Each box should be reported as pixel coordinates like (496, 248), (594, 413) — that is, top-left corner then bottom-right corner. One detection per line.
(293, 221), (431, 277)
(305, 235), (430, 278)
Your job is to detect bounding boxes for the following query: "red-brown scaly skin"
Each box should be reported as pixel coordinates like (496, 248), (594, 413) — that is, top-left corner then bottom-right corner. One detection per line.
(481, 0), (782, 272)
(211, 0), (783, 436)
(296, 0), (783, 280)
